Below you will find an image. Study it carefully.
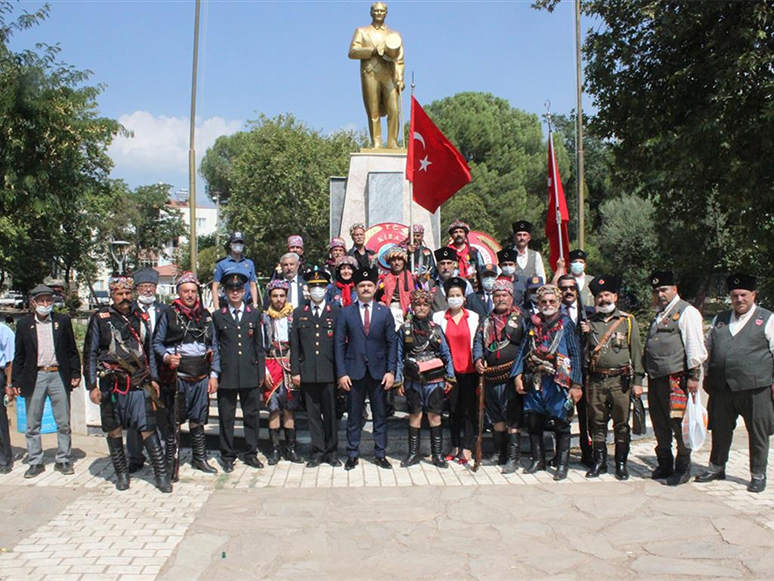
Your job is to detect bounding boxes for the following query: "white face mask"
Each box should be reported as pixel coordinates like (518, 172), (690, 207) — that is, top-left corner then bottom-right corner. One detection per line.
(447, 296), (464, 310)
(36, 304), (53, 317)
(310, 287), (326, 302)
(540, 305), (558, 318)
(138, 294), (156, 305)
(501, 265), (516, 277)
(596, 303), (615, 314)
(231, 243), (244, 254)
(570, 261), (585, 276)
(481, 277), (496, 291)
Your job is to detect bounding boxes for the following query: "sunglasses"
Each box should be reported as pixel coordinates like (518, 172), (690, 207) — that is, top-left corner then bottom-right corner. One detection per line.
(559, 286), (576, 292)
(539, 299), (559, 305)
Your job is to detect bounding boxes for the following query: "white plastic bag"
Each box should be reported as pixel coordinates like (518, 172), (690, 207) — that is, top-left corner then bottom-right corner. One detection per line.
(682, 392), (708, 450)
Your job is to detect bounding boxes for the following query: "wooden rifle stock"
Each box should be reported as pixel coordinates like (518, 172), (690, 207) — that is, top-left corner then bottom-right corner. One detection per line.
(473, 372), (485, 472)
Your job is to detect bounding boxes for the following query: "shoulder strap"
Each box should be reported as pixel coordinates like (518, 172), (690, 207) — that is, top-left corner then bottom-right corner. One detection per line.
(592, 316), (626, 355)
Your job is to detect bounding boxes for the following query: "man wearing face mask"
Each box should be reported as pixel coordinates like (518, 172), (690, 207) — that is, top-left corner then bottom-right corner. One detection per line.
(10, 285), (81, 478)
(213, 232), (259, 311)
(525, 276), (545, 315)
(497, 249), (528, 308)
(583, 276), (643, 480)
(511, 220), (546, 281)
(477, 264), (499, 316)
(556, 249), (593, 307)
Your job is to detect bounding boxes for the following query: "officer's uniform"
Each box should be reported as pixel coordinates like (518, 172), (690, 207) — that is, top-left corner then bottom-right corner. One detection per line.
(211, 271), (265, 471)
(584, 275), (644, 480)
(290, 269), (341, 467)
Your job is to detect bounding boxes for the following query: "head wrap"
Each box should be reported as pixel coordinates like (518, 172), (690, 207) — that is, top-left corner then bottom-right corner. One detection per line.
(492, 277), (514, 295)
(266, 279), (290, 294)
(384, 246), (407, 262)
(175, 271), (200, 290)
(329, 237), (346, 250)
(447, 220), (470, 234)
(412, 224), (424, 234)
(410, 289), (432, 306)
(336, 256), (358, 270)
(536, 284), (561, 301)
(287, 235), (304, 249)
(349, 223), (366, 236)
(109, 276), (134, 293)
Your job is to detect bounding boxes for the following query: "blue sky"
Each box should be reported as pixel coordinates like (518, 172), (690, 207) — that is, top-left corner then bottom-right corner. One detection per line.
(11, 0), (595, 204)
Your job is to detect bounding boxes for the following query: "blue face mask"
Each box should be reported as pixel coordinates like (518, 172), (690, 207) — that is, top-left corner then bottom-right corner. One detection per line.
(570, 261), (585, 276)
(481, 277), (496, 291)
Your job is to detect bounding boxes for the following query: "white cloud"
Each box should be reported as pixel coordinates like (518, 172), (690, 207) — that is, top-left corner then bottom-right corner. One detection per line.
(108, 111), (243, 180)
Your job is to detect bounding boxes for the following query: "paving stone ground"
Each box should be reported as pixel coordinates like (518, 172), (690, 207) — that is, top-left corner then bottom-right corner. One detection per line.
(0, 425), (773, 580)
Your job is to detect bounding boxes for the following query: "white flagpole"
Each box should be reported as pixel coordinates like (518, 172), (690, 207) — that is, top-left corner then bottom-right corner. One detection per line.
(408, 73), (415, 274)
(546, 102), (565, 264)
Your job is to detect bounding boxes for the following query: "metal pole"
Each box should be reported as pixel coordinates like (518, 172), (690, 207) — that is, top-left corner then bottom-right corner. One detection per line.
(188, 0), (201, 276)
(574, 0), (586, 250)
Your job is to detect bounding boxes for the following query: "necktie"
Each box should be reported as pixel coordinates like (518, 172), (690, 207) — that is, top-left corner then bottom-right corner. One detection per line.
(486, 293), (493, 311)
(314, 306), (320, 318)
(233, 309), (240, 323)
(288, 283), (293, 305)
(363, 303), (370, 335)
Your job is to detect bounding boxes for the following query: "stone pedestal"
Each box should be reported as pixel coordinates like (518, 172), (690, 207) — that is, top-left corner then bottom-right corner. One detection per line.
(331, 150), (441, 248)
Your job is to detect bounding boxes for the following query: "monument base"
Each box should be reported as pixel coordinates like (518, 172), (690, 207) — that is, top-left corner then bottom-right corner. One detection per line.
(330, 150), (440, 249)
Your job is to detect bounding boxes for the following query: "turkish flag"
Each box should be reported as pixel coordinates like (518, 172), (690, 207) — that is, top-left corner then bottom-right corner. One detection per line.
(545, 133), (570, 272)
(406, 96), (471, 214)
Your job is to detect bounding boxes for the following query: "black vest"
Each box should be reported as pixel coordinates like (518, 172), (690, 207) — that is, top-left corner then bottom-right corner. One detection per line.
(163, 307), (212, 347)
(481, 309), (526, 366)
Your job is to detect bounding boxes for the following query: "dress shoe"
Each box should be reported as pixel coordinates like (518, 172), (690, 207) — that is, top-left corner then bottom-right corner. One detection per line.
(326, 456), (342, 468)
(344, 457), (359, 471)
(374, 457), (392, 470)
(0, 464), (12, 474)
(221, 459), (235, 473)
(24, 464), (45, 479)
(665, 470), (691, 486)
(127, 461), (145, 474)
(695, 470), (726, 483)
(244, 456), (264, 469)
(306, 457), (322, 469)
(54, 462), (74, 475)
(748, 475), (767, 493)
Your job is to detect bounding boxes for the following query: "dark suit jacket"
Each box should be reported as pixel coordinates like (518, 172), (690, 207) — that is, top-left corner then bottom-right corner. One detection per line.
(11, 312), (81, 398)
(290, 301), (340, 384)
(334, 301), (397, 382)
(211, 305), (265, 389)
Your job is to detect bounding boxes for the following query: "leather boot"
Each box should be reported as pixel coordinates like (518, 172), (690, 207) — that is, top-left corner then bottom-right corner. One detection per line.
(501, 432), (521, 475)
(165, 429), (178, 482)
(614, 443), (630, 481)
(586, 443), (608, 478)
(401, 427), (421, 467)
(430, 426), (448, 469)
(651, 449), (674, 479)
(553, 431), (571, 481)
(666, 453), (691, 486)
(268, 428), (282, 465)
(190, 425), (217, 474)
(524, 433), (546, 474)
(143, 433), (172, 493)
(284, 428), (302, 463)
(484, 431), (507, 466)
(107, 436), (130, 491)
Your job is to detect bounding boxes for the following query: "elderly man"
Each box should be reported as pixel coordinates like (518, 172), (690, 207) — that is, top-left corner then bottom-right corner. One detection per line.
(268, 252), (306, 311)
(154, 272), (219, 477)
(511, 220), (546, 281)
(406, 224), (436, 280)
(696, 274), (774, 493)
(84, 276), (170, 492)
(429, 247), (481, 315)
(325, 237), (348, 279)
(512, 284), (583, 481)
(11, 285), (80, 478)
(644, 271), (707, 485)
(347, 223), (376, 270)
(213, 231), (259, 310)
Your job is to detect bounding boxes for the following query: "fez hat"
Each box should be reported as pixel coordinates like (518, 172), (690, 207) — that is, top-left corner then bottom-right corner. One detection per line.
(497, 248), (516, 263)
(569, 249), (587, 262)
(726, 273), (756, 292)
(303, 267), (331, 287)
(30, 284), (54, 298)
(434, 247), (456, 263)
(512, 220), (532, 234)
(133, 267), (159, 286)
(589, 275), (620, 296)
(443, 276), (468, 295)
(650, 271), (675, 288)
(353, 267), (379, 285)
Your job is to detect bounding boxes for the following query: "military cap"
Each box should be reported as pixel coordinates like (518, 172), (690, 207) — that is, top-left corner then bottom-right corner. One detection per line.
(497, 248), (516, 263)
(481, 263), (498, 277)
(29, 284), (54, 298)
(650, 271), (675, 288)
(434, 247), (457, 263)
(526, 276), (545, 290)
(221, 270), (248, 289)
(569, 249), (587, 262)
(589, 275), (620, 296)
(727, 273), (756, 292)
(132, 267), (159, 286)
(353, 267), (379, 285)
(443, 276), (468, 294)
(303, 267), (331, 287)
(512, 220), (533, 234)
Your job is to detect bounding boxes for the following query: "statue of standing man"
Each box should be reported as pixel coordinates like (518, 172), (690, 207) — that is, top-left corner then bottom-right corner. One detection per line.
(349, 2), (405, 149)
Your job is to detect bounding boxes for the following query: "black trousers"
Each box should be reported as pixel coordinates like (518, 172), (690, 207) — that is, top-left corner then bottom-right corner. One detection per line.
(648, 375), (691, 469)
(0, 374), (12, 467)
(126, 404), (168, 465)
(708, 383), (774, 476)
(217, 387), (261, 461)
(347, 374), (387, 459)
(448, 373), (477, 450)
(302, 382), (338, 460)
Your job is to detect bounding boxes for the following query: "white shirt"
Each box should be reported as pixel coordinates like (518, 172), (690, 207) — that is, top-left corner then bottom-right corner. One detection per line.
(273, 317), (289, 343)
(311, 300), (326, 317)
(653, 294), (707, 369)
(359, 300), (374, 327)
(562, 302), (578, 324)
(35, 316), (57, 368)
(141, 303), (157, 333)
(285, 275), (301, 309)
(705, 305), (774, 363)
(230, 305), (242, 323)
(573, 274), (587, 292)
(515, 247), (546, 281)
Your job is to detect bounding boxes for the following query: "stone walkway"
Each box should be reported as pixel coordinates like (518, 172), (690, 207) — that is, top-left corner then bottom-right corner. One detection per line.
(0, 428), (772, 579)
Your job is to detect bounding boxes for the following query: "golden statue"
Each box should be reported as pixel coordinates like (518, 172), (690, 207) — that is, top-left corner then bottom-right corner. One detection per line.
(348, 2), (405, 150)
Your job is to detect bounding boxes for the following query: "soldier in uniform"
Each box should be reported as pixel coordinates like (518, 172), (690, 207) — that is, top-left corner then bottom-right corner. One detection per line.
(644, 271), (707, 485)
(696, 274), (774, 493)
(473, 277), (528, 473)
(262, 279), (301, 464)
(84, 276), (171, 492)
(511, 221), (546, 281)
(396, 290), (456, 468)
(154, 272), (219, 476)
(581, 276), (644, 480)
(211, 270), (265, 473)
(347, 223), (376, 270)
(406, 224), (436, 282)
(512, 284), (583, 481)
(291, 268), (341, 468)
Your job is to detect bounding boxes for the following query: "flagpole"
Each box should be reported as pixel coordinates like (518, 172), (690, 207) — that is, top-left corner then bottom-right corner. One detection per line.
(545, 101), (565, 265)
(408, 73), (415, 274)
(574, 0), (586, 250)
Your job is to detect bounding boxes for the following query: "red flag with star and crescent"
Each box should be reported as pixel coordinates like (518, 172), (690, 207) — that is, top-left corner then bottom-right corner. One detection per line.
(545, 131), (570, 271)
(406, 96), (471, 213)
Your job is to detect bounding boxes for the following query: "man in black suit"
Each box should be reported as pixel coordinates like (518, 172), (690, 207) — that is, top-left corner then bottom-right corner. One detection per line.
(290, 268), (341, 468)
(211, 270), (265, 473)
(126, 267), (168, 473)
(335, 267), (398, 470)
(10, 285), (80, 478)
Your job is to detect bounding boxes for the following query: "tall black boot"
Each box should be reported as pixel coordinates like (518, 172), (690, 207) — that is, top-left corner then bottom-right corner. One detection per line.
(430, 426), (448, 469)
(107, 436), (130, 491)
(615, 442), (630, 481)
(284, 428), (302, 463)
(484, 431), (507, 466)
(554, 430), (571, 481)
(651, 449), (674, 480)
(524, 433), (546, 474)
(268, 428), (282, 465)
(143, 433), (172, 493)
(501, 432), (521, 475)
(401, 426), (421, 467)
(666, 452), (691, 486)
(165, 429), (178, 482)
(586, 443), (608, 478)
(190, 425), (217, 474)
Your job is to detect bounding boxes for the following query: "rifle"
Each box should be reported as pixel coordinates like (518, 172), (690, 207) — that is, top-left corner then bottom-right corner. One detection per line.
(473, 371), (485, 472)
(171, 344), (181, 482)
